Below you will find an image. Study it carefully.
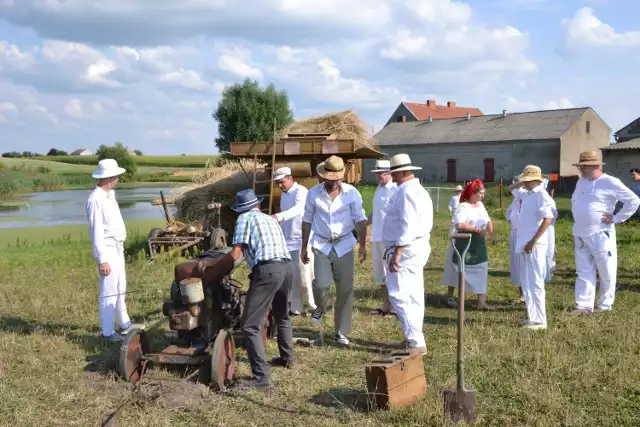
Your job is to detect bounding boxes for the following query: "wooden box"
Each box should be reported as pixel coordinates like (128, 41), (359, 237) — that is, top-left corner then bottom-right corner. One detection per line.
(365, 351), (427, 410)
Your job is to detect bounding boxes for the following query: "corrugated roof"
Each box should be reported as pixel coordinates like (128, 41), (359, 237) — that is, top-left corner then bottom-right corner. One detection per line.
(601, 138), (640, 151)
(374, 107), (590, 146)
(403, 102), (483, 120)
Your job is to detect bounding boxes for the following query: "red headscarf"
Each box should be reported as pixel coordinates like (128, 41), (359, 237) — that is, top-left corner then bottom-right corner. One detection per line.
(459, 179), (485, 203)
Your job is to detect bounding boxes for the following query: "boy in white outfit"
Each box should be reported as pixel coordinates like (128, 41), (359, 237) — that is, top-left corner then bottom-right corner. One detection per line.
(511, 165), (555, 330)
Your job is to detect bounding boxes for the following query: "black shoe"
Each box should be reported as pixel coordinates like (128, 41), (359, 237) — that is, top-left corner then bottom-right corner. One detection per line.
(233, 377), (272, 390)
(268, 357), (294, 369)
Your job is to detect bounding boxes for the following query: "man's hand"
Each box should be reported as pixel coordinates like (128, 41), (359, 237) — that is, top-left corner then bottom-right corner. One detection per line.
(358, 244), (366, 263)
(389, 252), (401, 272)
(301, 247), (310, 264)
(601, 213), (613, 224)
(271, 214), (279, 221)
(524, 239), (536, 254)
(196, 259), (212, 277)
(98, 262), (111, 276)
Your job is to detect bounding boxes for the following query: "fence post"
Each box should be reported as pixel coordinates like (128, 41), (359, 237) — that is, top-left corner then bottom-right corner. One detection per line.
(499, 178), (503, 209)
(436, 187), (440, 214)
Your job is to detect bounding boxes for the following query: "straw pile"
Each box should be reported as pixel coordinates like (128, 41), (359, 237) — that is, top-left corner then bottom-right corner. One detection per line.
(170, 158), (269, 235)
(279, 110), (379, 152)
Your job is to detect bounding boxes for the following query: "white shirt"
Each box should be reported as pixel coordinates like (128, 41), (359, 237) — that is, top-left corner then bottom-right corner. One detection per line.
(371, 180), (397, 243)
(515, 185), (555, 254)
(381, 177), (433, 247)
(276, 182), (307, 252)
(571, 173), (640, 237)
(505, 188), (526, 231)
(448, 194), (461, 215)
(302, 182), (367, 257)
(86, 186), (127, 264)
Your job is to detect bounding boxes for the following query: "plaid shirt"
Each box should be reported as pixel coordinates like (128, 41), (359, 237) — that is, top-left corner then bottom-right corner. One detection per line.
(232, 209), (291, 270)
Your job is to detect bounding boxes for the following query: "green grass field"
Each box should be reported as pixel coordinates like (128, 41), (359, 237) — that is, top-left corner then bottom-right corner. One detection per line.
(1, 200), (639, 426)
(34, 154), (219, 168)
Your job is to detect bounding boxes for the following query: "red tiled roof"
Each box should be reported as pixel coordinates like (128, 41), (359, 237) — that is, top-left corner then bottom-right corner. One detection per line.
(404, 101), (483, 120)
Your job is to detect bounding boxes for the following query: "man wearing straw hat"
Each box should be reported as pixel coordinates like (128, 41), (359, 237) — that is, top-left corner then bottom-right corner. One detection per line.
(368, 159), (397, 317)
(449, 185), (463, 216)
(86, 159), (144, 343)
(569, 151), (639, 316)
(301, 155), (368, 346)
(510, 165), (555, 330)
(198, 188), (294, 388)
(381, 153), (433, 354)
(272, 166), (317, 316)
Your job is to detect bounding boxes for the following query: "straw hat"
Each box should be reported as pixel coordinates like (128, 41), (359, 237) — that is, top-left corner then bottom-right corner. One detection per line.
(370, 159), (390, 173)
(573, 151), (604, 166)
(517, 165), (543, 182)
(92, 159), (126, 179)
(272, 167), (291, 181)
(389, 154), (422, 172)
(316, 155), (345, 180)
(455, 185), (463, 191)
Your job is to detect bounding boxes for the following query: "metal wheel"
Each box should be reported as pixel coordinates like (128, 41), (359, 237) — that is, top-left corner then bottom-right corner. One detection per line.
(209, 329), (236, 391)
(117, 328), (150, 384)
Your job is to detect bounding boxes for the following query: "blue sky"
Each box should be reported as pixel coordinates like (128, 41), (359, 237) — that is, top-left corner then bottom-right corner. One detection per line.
(0, 0), (639, 155)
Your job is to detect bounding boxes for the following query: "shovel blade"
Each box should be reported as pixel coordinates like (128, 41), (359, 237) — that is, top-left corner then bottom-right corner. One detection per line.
(442, 387), (477, 424)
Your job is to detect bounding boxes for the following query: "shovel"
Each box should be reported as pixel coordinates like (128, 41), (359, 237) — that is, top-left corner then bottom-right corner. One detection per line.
(443, 232), (477, 425)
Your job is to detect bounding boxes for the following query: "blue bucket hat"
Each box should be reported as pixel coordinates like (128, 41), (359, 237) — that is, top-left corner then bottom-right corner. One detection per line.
(231, 189), (264, 213)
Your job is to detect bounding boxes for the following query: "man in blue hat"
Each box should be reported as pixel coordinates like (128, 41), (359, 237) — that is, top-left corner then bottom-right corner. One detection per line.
(197, 188), (294, 389)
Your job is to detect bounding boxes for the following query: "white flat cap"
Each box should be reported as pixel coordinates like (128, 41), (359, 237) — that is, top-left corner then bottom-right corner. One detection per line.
(272, 167), (292, 181)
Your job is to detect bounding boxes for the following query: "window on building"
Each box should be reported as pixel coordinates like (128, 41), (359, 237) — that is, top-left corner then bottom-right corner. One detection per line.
(586, 121), (591, 133)
(396, 115), (404, 122)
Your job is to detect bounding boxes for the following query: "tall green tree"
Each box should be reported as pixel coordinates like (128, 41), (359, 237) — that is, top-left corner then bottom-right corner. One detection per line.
(96, 142), (137, 182)
(212, 78), (294, 153)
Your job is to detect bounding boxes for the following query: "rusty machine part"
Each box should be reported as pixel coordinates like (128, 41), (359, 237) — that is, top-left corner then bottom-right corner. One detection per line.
(116, 246), (272, 390)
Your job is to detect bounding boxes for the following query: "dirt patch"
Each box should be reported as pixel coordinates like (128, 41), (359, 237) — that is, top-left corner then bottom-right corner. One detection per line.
(133, 379), (211, 411)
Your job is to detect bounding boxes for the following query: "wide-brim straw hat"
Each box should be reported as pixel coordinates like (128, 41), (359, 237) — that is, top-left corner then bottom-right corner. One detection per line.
(573, 151), (605, 166)
(389, 153), (421, 172)
(371, 159), (391, 173)
(316, 155), (345, 180)
(518, 165), (543, 182)
(92, 159), (126, 179)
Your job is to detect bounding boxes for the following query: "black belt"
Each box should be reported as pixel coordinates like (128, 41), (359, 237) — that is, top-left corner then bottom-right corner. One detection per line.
(255, 258), (290, 268)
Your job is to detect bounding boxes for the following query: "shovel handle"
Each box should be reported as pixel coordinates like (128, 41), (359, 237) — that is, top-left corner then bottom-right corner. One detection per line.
(450, 233), (473, 392)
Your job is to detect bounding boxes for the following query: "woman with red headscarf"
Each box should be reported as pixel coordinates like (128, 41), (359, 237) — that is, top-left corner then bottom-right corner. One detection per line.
(441, 179), (496, 310)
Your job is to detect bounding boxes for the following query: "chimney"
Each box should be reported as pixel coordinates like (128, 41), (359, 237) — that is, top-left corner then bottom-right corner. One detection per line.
(447, 101), (456, 108)
(466, 112), (471, 120)
(426, 99), (437, 107)
(428, 116), (432, 123)
(502, 110), (507, 117)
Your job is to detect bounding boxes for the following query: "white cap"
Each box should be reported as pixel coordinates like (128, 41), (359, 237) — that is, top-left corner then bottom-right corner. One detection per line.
(92, 159), (126, 179)
(455, 185), (463, 191)
(272, 167), (292, 181)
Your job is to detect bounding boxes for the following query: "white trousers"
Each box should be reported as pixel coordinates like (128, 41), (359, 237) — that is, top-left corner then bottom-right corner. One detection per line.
(544, 224), (556, 283)
(371, 241), (388, 285)
(386, 241), (431, 349)
(574, 229), (618, 311)
(509, 230), (521, 286)
(98, 245), (131, 336)
(519, 243), (548, 326)
(289, 248), (316, 313)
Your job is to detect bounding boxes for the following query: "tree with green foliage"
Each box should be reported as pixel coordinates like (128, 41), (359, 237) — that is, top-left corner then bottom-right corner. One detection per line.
(95, 142), (137, 182)
(212, 78), (294, 154)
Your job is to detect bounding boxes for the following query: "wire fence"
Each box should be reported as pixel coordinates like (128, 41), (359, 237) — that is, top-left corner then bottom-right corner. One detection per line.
(424, 186), (459, 215)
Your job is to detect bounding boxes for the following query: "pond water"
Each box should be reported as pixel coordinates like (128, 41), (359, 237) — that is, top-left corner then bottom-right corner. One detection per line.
(0, 187), (174, 229)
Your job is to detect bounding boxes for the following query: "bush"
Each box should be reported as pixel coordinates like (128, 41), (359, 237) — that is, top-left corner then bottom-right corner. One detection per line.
(95, 142), (137, 182)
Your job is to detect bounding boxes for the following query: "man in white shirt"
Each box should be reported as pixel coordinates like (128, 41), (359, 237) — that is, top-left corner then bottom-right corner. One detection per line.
(272, 166), (316, 316)
(367, 160), (397, 317)
(570, 151), (640, 316)
(381, 154), (433, 355)
(511, 165), (555, 330)
(301, 155), (367, 346)
(448, 185), (463, 217)
(86, 159), (144, 342)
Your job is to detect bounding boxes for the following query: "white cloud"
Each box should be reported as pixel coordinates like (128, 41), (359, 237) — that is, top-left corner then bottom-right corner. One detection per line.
(64, 98), (84, 118)
(217, 46), (263, 79)
(505, 96), (576, 112)
(561, 7), (640, 53)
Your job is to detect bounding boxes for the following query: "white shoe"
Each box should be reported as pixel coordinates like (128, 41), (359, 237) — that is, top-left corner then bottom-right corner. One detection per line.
(334, 333), (349, 346)
(522, 323), (546, 330)
(310, 308), (324, 325)
(120, 323), (146, 335)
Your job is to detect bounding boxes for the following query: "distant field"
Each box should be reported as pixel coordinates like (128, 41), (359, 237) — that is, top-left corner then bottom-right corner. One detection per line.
(1, 157), (95, 173)
(34, 155), (219, 168)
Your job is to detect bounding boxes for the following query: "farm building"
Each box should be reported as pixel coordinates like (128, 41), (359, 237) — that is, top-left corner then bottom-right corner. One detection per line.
(365, 107), (611, 187)
(601, 116), (640, 187)
(385, 100), (483, 127)
(70, 148), (92, 156)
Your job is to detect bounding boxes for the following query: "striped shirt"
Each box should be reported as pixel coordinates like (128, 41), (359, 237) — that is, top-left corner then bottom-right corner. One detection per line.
(232, 208), (291, 270)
